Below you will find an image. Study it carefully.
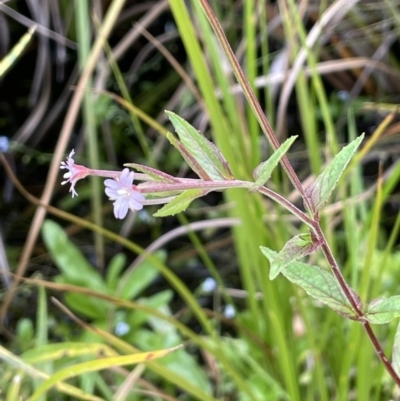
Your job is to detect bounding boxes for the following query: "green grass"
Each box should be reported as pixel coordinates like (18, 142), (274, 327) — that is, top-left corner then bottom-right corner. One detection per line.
(1, 0), (400, 400)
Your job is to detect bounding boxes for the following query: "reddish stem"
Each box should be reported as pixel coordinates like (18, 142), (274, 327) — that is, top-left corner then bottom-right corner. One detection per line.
(197, 0), (400, 387)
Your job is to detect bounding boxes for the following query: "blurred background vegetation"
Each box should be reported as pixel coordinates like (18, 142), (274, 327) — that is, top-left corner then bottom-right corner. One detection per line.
(1, 0), (400, 400)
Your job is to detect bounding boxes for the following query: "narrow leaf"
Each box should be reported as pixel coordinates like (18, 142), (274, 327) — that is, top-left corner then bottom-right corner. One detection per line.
(118, 251), (164, 300)
(263, 233), (320, 280)
(0, 345), (103, 401)
(392, 321), (400, 375)
(28, 345), (183, 401)
(260, 247), (355, 317)
(125, 163), (180, 183)
(252, 136), (297, 190)
(365, 295), (400, 324)
(166, 111), (234, 180)
(167, 132), (212, 180)
(153, 189), (205, 217)
(0, 26), (36, 77)
(305, 134), (364, 212)
(22, 343), (116, 364)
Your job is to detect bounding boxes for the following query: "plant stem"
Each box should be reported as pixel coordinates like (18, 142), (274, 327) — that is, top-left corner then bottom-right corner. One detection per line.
(197, 0), (400, 387)
(314, 222), (400, 386)
(197, 0), (313, 213)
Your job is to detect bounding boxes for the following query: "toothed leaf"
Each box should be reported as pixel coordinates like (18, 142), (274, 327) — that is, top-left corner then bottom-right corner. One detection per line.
(305, 134), (364, 212)
(365, 296), (400, 324)
(166, 111), (233, 180)
(262, 233), (320, 280)
(167, 132), (212, 180)
(260, 247), (355, 317)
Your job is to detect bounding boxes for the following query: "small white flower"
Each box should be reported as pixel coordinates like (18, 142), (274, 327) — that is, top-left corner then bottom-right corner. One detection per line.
(60, 149), (90, 197)
(104, 168), (145, 219)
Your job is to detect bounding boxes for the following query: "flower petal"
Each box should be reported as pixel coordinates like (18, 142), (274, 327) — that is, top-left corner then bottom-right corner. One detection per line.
(104, 179), (121, 189)
(129, 197), (144, 211)
(119, 168), (134, 185)
(114, 197), (129, 219)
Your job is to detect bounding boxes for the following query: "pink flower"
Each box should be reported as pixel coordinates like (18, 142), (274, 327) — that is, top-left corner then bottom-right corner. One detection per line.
(60, 150), (90, 197)
(104, 168), (145, 219)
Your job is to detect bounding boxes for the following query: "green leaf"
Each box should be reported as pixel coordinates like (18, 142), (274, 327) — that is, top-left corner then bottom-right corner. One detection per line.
(127, 290), (173, 328)
(42, 220), (110, 319)
(16, 318), (34, 350)
(261, 233), (320, 280)
(118, 251), (165, 300)
(153, 189), (205, 217)
(284, 261), (355, 318)
(260, 248), (355, 317)
(251, 136), (297, 190)
(365, 296), (400, 324)
(29, 345), (183, 401)
(124, 163), (180, 183)
(22, 342), (114, 364)
(167, 132), (212, 180)
(62, 292), (106, 319)
(42, 220), (106, 291)
(106, 253), (126, 291)
(393, 321), (400, 375)
(305, 134), (364, 212)
(166, 111), (234, 180)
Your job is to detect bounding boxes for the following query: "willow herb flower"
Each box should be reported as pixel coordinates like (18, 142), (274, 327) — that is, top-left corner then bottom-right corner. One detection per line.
(104, 168), (145, 219)
(60, 149), (90, 197)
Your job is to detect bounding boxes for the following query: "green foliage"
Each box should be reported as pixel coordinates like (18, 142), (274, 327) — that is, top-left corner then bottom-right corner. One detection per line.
(166, 111), (234, 180)
(261, 233), (317, 280)
(35, 220), (213, 399)
(260, 248), (355, 318)
(0, 26), (36, 77)
(153, 188), (206, 217)
(305, 134), (365, 213)
(3, 0), (400, 399)
(251, 136), (297, 190)
(366, 296), (400, 324)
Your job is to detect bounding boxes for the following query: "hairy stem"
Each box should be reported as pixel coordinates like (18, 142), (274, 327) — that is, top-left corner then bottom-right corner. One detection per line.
(197, 0), (400, 387)
(197, 0), (312, 213)
(315, 222), (400, 386)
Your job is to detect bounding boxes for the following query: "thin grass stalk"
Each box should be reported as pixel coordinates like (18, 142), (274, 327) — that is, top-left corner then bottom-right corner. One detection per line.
(0, 0), (128, 324)
(168, 0), (235, 165)
(189, 0), (250, 176)
(294, 291), (330, 401)
(344, 108), (362, 288)
(258, 1), (275, 130)
(176, 214), (235, 308)
(197, 0), (400, 388)
(97, 22), (153, 164)
(279, 0), (337, 249)
(1, 155), (259, 401)
(0, 346), (103, 401)
(74, 0), (105, 270)
(355, 170), (384, 398)
(244, 0), (260, 166)
(34, 286), (49, 400)
(283, 0), (338, 154)
(169, 1), (266, 359)
(277, 0), (322, 183)
(337, 324), (361, 400)
(186, 13), (302, 368)
(197, 0), (312, 211)
(165, 15), (295, 389)
(48, 303), (218, 401)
